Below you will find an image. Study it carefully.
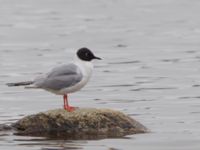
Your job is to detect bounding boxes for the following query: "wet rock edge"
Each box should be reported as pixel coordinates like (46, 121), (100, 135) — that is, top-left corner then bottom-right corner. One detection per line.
(11, 108), (148, 139)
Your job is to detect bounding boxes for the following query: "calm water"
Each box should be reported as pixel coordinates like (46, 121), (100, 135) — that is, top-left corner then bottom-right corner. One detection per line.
(1, 0), (200, 149)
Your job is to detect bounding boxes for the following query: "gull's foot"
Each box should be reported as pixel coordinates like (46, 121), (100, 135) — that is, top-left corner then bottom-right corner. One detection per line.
(64, 105), (78, 112)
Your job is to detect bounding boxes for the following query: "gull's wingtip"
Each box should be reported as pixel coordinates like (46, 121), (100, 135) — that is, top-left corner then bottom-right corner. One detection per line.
(6, 83), (15, 87)
(6, 81), (34, 87)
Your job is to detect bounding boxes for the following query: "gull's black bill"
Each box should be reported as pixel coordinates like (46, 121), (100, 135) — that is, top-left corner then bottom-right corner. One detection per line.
(94, 56), (102, 60)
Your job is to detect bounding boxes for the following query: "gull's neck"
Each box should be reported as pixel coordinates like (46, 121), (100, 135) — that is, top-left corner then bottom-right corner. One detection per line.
(73, 55), (93, 76)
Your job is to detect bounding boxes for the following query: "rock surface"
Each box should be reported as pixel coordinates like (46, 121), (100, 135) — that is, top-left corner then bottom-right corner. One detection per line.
(12, 108), (147, 139)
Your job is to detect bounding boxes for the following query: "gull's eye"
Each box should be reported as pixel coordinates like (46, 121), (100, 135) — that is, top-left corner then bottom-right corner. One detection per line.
(85, 52), (91, 58)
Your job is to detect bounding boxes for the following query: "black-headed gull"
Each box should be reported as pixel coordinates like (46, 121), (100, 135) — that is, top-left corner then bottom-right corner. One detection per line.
(7, 47), (101, 112)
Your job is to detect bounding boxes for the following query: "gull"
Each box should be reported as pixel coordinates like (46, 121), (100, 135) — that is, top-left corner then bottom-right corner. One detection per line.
(7, 47), (101, 112)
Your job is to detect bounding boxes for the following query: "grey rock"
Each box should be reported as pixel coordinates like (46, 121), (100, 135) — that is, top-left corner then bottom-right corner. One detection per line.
(12, 108), (147, 139)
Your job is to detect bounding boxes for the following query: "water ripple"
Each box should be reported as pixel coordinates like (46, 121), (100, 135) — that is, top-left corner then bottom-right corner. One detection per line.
(130, 87), (177, 91)
(108, 60), (141, 65)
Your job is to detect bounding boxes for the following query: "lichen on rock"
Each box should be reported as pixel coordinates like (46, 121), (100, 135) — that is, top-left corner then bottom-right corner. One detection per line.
(12, 108), (147, 139)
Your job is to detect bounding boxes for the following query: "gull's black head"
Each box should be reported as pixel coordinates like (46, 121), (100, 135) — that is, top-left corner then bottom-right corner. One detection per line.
(77, 47), (101, 61)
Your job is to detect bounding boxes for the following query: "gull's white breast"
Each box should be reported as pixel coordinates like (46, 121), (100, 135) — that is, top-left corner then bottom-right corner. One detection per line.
(59, 60), (93, 95)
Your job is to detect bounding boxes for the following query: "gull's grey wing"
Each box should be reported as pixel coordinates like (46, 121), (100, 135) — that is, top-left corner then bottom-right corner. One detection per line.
(39, 74), (82, 91)
(47, 63), (79, 78)
(34, 64), (82, 90)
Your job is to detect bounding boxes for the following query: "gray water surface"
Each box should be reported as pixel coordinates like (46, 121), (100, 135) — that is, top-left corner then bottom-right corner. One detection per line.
(1, 0), (200, 150)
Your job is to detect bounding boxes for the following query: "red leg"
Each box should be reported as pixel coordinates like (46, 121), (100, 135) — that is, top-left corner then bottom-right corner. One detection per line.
(63, 94), (76, 112)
